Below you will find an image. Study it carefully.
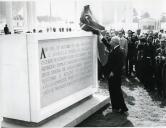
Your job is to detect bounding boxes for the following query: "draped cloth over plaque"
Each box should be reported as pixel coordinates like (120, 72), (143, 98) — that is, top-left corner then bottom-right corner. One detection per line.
(80, 5), (108, 66)
(80, 5), (105, 35)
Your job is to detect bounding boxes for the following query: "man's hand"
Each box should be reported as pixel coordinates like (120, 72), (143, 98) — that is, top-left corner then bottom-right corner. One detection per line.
(99, 32), (104, 42)
(109, 72), (114, 77)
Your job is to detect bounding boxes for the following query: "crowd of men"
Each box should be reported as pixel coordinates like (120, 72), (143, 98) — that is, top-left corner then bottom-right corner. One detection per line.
(98, 29), (166, 99)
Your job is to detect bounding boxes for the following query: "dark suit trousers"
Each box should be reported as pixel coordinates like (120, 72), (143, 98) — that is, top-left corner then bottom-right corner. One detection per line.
(108, 75), (128, 111)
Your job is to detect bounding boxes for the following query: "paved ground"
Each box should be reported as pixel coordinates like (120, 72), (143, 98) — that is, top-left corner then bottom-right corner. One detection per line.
(77, 76), (166, 127)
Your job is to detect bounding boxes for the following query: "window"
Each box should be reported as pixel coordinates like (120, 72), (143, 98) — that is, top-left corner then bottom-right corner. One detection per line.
(12, 2), (25, 33)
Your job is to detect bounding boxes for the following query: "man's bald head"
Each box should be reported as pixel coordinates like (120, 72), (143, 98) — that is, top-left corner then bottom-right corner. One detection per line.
(110, 36), (120, 48)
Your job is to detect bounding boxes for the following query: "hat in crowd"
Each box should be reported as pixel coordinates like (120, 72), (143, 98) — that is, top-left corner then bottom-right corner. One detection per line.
(128, 30), (134, 34)
(139, 35), (146, 42)
(137, 29), (141, 31)
(153, 32), (158, 36)
(118, 30), (123, 34)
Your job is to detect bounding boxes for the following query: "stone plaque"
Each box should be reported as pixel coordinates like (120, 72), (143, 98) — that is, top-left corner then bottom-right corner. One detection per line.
(39, 37), (94, 107)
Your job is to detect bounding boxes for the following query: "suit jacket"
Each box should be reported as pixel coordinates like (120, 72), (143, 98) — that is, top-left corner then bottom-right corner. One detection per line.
(119, 37), (128, 56)
(104, 45), (124, 78)
(127, 37), (137, 57)
(143, 43), (156, 59)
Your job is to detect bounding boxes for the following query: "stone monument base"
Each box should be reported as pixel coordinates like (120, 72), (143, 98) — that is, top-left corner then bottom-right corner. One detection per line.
(2, 94), (109, 127)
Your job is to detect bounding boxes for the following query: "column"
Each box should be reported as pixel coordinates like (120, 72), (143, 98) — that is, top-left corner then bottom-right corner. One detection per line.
(5, 1), (13, 33)
(23, 2), (28, 32)
(27, 1), (37, 31)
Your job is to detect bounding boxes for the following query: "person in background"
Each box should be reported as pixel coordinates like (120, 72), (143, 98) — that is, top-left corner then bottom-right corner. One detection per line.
(136, 36), (146, 81)
(110, 30), (116, 38)
(158, 33), (162, 41)
(142, 36), (156, 91)
(126, 30), (137, 77)
(160, 29), (164, 34)
(155, 39), (166, 97)
(4, 24), (10, 34)
(144, 33), (148, 40)
(118, 30), (128, 57)
(118, 30), (128, 73)
(121, 29), (125, 36)
(153, 32), (160, 50)
(126, 30), (132, 76)
(114, 30), (119, 36)
(136, 29), (141, 39)
(98, 30), (111, 81)
(155, 41), (165, 97)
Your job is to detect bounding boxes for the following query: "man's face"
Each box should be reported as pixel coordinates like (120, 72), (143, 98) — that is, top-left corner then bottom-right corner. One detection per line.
(128, 31), (132, 37)
(161, 41), (165, 48)
(137, 30), (141, 35)
(119, 32), (123, 38)
(148, 36), (153, 43)
(110, 32), (115, 37)
(154, 35), (157, 39)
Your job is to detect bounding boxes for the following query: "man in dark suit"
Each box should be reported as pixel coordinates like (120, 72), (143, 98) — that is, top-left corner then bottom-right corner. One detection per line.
(142, 36), (156, 91)
(102, 36), (128, 114)
(126, 31), (138, 77)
